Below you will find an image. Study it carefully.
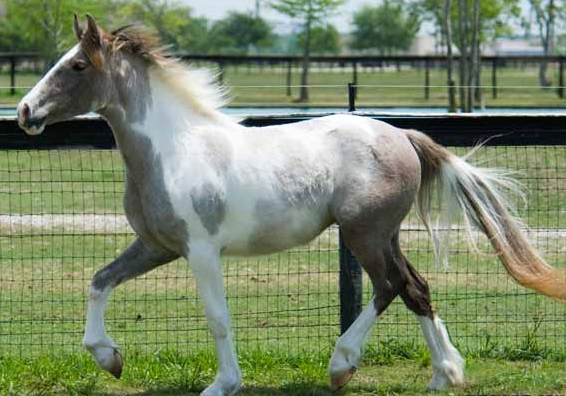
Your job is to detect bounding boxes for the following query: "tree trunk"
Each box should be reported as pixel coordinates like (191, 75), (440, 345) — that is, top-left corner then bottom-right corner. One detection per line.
(538, 22), (552, 87)
(444, 0), (457, 112)
(539, 37), (552, 87)
(457, 0), (470, 112)
(539, 59), (552, 87)
(299, 17), (311, 102)
(41, 0), (63, 66)
(534, 0), (554, 88)
(470, 0), (481, 108)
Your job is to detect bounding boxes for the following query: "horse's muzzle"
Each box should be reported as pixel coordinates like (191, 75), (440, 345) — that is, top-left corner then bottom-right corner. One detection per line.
(17, 102), (47, 135)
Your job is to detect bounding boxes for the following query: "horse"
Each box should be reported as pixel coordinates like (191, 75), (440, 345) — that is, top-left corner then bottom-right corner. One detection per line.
(17, 14), (566, 396)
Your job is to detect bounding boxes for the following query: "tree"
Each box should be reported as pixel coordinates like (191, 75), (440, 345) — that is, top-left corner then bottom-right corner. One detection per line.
(351, 2), (420, 55)
(453, 0), (481, 112)
(176, 16), (209, 53)
(420, 0), (519, 44)
(419, 0), (521, 111)
(525, 0), (565, 87)
(208, 12), (273, 54)
(297, 23), (341, 55)
(271, 0), (344, 102)
(443, 0), (457, 112)
(0, 0), (113, 63)
(116, 0), (208, 52)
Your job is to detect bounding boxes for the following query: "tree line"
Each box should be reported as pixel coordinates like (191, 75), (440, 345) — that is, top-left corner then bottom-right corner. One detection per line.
(0, 0), (421, 58)
(1, 0), (564, 110)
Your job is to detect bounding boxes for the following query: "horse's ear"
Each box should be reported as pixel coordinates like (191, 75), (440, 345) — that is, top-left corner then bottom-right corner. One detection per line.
(82, 14), (103, 69)
(73, 13), (83, 41)
(84, 14), (101, 46)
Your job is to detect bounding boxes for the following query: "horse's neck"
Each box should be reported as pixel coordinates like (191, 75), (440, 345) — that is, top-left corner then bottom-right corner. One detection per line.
(101, 68), (222, 177)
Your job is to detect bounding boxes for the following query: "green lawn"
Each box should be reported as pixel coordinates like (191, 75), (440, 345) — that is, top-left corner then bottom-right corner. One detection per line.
(2, 350), (566, 395)
(3, 63), (566, 108)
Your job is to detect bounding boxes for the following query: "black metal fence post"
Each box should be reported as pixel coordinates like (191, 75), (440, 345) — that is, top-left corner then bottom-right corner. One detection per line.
(348, 82), (356, 111)
(286, 60), (292, 97)
(558, 58), (564, 99)
(492, 59), (497, 99)
(352, 60), (358, 98)
(339, 230), (363, 334)
(424, 58), (430, 100)
(10, 56), (16, 95)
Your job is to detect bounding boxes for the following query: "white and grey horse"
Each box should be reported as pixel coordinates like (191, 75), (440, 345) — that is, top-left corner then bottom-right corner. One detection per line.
(17, 15), (566, 396)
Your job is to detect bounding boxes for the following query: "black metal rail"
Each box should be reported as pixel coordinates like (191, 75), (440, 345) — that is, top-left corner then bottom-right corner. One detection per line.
(2, 113), (566, 149)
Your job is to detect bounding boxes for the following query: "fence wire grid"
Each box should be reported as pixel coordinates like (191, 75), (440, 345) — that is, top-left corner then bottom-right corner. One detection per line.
(1, 144), (566, 359)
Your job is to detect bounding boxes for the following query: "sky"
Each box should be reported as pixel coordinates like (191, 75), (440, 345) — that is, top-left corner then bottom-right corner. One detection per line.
(180, 0), (535, 37)
(180, 0), (379, 34)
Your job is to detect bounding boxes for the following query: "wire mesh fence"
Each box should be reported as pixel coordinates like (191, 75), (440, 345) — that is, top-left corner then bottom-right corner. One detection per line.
(1, 130), (566, 360)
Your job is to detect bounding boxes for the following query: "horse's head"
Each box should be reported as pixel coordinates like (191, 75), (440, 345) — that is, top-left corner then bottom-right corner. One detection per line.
(17, 14), (113, 135)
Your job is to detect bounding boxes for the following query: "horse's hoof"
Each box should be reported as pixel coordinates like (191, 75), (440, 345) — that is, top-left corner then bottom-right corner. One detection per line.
(329, 366), (356, 391)
(109, 348), (123, 379)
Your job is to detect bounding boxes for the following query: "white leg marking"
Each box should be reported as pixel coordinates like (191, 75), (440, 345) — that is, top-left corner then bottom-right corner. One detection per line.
(82, 286), (123, 378)
(417, 315), (465, 389)
(189, 242), (241, 396)
(329, 298), (377, 390)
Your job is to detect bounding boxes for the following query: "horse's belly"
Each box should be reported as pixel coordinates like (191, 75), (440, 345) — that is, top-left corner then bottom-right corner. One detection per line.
(222, 208), (333, 256)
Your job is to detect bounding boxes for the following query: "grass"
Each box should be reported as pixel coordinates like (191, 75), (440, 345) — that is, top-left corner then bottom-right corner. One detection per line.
(225, 66), (566, 108)
(3, 64), (566, 108)
(3, 347), (566, 395)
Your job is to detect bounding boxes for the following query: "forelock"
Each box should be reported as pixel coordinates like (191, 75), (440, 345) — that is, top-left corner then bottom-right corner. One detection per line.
(107, 25), (169, 65)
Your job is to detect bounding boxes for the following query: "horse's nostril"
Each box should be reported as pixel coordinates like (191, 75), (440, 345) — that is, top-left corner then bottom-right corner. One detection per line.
(22, 103), (30, 118)
(17, 103), (46, 135)
(18, 103), (30, 124)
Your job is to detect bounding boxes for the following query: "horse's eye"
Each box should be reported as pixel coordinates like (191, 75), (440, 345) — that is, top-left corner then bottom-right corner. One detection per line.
(72, 61), (87, 71)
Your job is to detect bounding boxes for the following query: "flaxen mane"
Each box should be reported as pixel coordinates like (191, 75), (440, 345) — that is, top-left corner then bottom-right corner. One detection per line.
(108, 25), (167, 64)
(107, 25), (231, 118)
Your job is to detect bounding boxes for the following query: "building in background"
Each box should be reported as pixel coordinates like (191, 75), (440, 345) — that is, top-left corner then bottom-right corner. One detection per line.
(409, 35), (544, 56)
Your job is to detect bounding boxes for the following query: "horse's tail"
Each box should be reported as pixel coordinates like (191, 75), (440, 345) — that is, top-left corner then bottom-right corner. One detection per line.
(405, 129), (566, 301)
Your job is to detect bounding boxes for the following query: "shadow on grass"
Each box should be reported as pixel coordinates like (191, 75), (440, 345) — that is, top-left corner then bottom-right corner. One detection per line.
(99, 382), (344, 396)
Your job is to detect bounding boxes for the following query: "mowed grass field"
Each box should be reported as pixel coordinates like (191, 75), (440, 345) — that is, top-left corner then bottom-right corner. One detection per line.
(1, 142), (566, 395)
(2, 62), (566, 108)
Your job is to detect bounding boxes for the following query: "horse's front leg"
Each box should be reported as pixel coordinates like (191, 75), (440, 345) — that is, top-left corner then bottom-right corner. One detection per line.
(82, 238), (178, 378)
(188, 241), (241, 396)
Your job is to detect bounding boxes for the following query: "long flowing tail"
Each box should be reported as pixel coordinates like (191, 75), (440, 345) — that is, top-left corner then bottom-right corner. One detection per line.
(405, 129), (566, 301)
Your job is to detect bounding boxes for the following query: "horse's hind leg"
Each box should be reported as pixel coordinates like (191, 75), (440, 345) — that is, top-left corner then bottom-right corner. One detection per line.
(82, 238), (178, 378)
(328, 295), (381, 390)
(393, 239), (465, 389)
(416, 314), (465, 389)
(328, 233), (399, 390)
